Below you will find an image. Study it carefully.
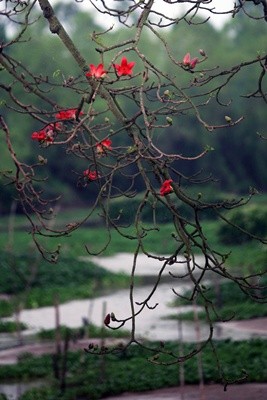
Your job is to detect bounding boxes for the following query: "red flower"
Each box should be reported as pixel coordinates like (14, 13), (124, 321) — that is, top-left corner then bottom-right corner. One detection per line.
(183, 52), (198, 69)
(114, 57), (135, 76)
(160, 179), (173, 196)
(50, 122), (63, 131)
(31, 130), (48, 142)
(83, 169), (99, 181)
(55, 108), (83, 120)
(31, 123), (62, 143)
(85, 63), (107, 79)
(96, 138), (112, 154)
(104, 314), (111, 326)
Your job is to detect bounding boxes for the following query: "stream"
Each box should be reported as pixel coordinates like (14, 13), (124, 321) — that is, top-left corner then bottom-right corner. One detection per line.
(4, 253), (266, 342)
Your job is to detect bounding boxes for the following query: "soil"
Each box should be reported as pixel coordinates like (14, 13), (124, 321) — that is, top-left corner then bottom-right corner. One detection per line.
(102, 383), (267, 400)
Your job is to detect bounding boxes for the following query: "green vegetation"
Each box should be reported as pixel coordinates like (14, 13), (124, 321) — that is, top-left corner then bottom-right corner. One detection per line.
(1, 209), (266, 268)
(0, 300), (13, 318)
(170, 278), (267, 322)
(0, 320), (27, 333)
(0, 339), (266, 399)
(1, 6), (267, 213)
(0, 250), (130, 321)
(37, 324), (128, 341)
(218, 205), (267, 245)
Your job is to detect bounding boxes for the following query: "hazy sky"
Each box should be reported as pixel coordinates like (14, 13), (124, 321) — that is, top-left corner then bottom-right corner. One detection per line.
(51, 0), (234, 29)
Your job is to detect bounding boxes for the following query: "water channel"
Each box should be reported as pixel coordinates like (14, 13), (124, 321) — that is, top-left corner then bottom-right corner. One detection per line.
(5, 253), (266, 342)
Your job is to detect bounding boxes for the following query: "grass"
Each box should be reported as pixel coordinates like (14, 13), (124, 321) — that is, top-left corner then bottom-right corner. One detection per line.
(1, 218), (265, 269)
(37, 324), (129, 341)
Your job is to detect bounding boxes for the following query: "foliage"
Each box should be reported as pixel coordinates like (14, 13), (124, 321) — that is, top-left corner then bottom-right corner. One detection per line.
(1, 6), (267, 204)
(0, 252), (121, 295)
(37, 324), (128, 341)
(0, 251), (130, 313)
(0, 339), (265, 399)
(218, 205), (267, 245)
(0, 300), (13, 318)
(0, 320), (27, 333)
(171, 277), (267, 321)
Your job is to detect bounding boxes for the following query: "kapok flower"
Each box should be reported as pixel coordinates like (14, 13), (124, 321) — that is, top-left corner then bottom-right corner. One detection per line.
(160, 179), (173, 196)
(83, 169), (99, 181)
(55, 108), (83, 120)
(96, 138), (112, 155)
(114, 57), (135, 77)
(183, 52), (198, 69)
(85, 63), (107, 79)
(31, 130), (50, 142)
(31, 122), (62, 143)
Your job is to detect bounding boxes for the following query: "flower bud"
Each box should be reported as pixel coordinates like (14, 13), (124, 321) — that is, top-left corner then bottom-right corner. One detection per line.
(104, 313), (111, 326)
(166, 116), (173, 125)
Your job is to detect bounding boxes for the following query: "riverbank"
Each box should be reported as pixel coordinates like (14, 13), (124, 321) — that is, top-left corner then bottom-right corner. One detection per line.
(1, 317), (267, 365)
(102, 383), (267, 400)
(0, 338), (125, 365)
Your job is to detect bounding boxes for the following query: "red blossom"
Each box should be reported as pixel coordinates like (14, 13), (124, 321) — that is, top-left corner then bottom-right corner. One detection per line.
(114, 57), (135, 76)
(96, 138), (112, 154)
(31, 130), (48, 142)
(31, 123), (61, 143)
(50, 122), (63, 131)
(160, 179), (173, 196)
(85, 63), (107, 79)
(183, 52), (191, 66)
(83, 169), (99, 181)
(183, 52), (198, 69)
(55, 108), (83, 120)
(104, 313), (111, 326)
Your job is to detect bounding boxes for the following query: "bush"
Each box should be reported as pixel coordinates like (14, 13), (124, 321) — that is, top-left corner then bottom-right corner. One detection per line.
(0, 252), (114, 295)
(0, 320), (27, 333)
(218, 205), (267, 245)
(0, 299), (13, 318)
(110, 194), (195, 225)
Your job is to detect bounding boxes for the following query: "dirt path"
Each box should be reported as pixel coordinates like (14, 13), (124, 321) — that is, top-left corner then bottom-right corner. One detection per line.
(217, 317), (267, 332)
(0, 338), (124, 365)
(102, 383), (267, 400)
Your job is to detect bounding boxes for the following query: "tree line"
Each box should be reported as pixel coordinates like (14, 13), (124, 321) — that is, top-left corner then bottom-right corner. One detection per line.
(0, 2), (266, 214)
